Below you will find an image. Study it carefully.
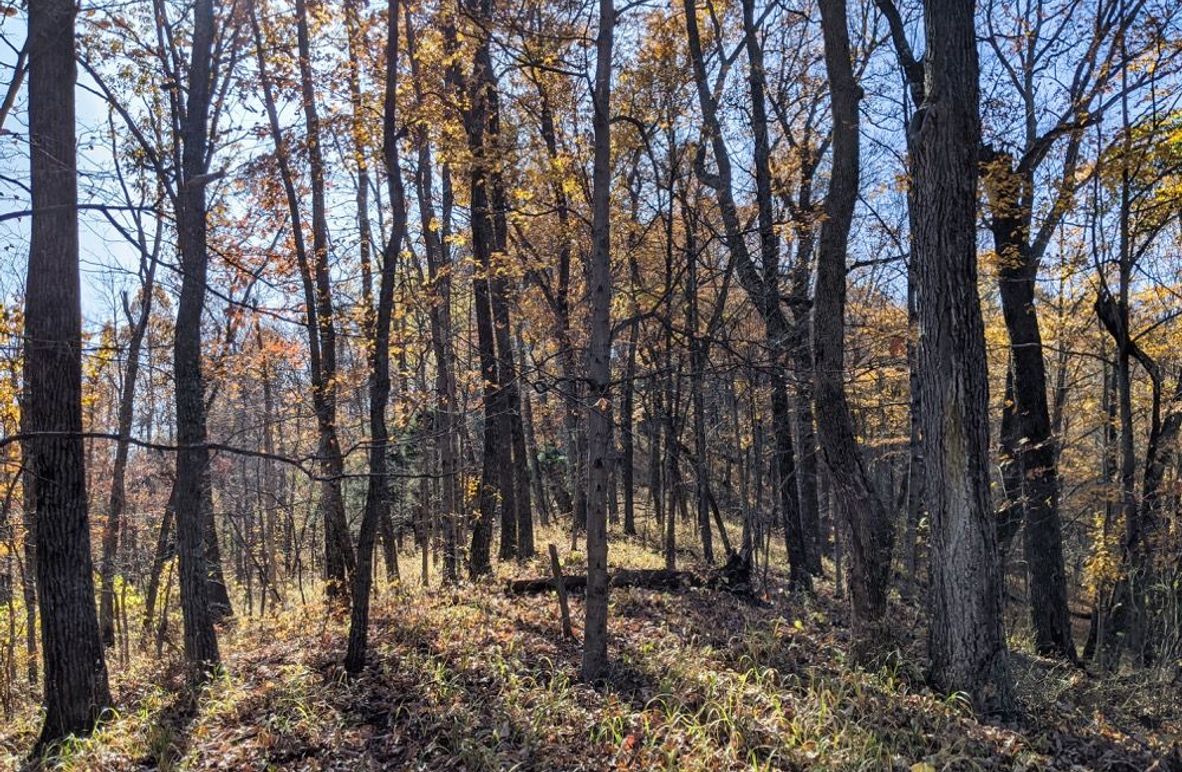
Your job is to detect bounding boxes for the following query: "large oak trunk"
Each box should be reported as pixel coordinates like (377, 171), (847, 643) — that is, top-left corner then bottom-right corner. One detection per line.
(912, 0), (1012, 714)
(25, 0), (111, 743)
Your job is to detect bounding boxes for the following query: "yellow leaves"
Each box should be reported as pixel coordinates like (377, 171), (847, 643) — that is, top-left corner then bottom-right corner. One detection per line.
(1084, 510), (1123, 596)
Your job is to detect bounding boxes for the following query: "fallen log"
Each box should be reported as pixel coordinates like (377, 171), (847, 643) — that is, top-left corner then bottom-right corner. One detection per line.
(507, 549), (762, 603)
(507, 568), (697, 595)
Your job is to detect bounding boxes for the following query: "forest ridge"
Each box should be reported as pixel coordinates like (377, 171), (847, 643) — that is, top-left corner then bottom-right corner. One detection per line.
(1, 0), (1181, 767)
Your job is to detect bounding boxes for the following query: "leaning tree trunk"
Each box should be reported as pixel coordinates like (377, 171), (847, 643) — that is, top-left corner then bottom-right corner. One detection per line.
(684, 0), (810, 588)
(252, 0), (354, 600)
(912, 0), (1013, 715)
(99, 253), (158, 648)
(24, 0), (111, 743)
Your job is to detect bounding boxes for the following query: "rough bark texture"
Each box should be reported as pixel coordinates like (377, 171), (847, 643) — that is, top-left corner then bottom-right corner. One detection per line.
(172, 0), (222, 674)
(813, 0), (894, 639)
(985, 156), (1075, 660)
(912, 0), (1013, 714)
(25, 0), (112, 743)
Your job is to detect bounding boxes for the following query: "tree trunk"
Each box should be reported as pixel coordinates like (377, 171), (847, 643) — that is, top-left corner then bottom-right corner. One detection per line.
(25, 0), (111, 742)
(252, 2), (354, 600)
(406, 9), (460, 583)
(533, 81), (585, 531)
(685, 199), (714, 564)
(99, 255), (158, 648)
(580, 0), (614, 683)
(912, 0), (1013, 714)
(172, 0), (222, 674)
(985, 157), (1075, 660)
(294, 0), (355, 602)
(996, 366), (1024, 557)
(345, 0), (408, 673)
(684, 0), (810, 588)
(901, 271), (924, 600)
(813, 0), (894, 640)
(440, 9), (502, 577)
(620, 250), (641, 537)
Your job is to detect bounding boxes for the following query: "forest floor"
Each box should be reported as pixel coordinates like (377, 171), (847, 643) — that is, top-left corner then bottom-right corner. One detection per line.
(1, 525), (1181, 771)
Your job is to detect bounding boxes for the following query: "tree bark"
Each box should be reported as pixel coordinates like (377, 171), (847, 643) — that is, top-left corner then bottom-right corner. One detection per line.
(345, 0), (408, 674)
(912, 0), (1013, 714)
(25, 0), (112, 742)
(580, 0), (614, 683)
(813, 0), (894, 639)
(172, 0), (222, 674)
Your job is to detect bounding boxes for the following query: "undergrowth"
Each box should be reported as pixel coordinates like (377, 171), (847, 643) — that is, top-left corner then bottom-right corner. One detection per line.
(1, 524), (1179, 770)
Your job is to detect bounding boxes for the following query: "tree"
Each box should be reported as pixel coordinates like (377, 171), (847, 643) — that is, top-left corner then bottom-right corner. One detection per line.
(685, 0), (811, 588)
(975, 0), (1148, 662)
(445, 0), (525, 574)
(97, 197), (161, 649)
(345, 0), (409, 674)
(581, 0), (615, 684)
(405, 2), (461, 584)
(24, 0), (111, 746)
(172, 0), (225, 672)
(812, 0), (894, 641)
(912, 0), (1013, 714)
(294, 0), (357, 600)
